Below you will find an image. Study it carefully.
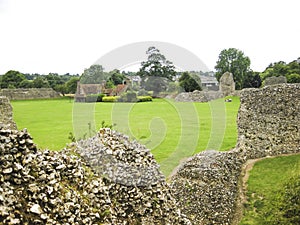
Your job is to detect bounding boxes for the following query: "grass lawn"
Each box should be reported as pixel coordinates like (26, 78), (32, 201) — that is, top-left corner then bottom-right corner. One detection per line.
(240, 154), (300, 225)
(11, 96), (240, 175)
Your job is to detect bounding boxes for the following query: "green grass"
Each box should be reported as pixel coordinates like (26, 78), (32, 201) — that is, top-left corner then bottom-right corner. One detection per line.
(240, 154), (300, 225)
(11, 96), (240, 175)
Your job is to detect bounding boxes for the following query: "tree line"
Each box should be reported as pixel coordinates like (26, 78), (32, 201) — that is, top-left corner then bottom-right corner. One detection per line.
(1, 47), (299, 95)
(0, 71), (80, 94)
(215, 48), (300, 89)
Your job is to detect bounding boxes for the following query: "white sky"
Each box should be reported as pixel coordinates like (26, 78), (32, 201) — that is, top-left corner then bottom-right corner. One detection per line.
(0, 0), (299, 75)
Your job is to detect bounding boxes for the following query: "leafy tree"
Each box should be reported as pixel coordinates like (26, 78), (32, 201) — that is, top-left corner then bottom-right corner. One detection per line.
(137, 46), (176, 80)
(260, 59), (300, 84)
(105, 80), (114, 89)
(108, 69), (126, 85)
(140, 76), (169, 96)
(1, 70), (26, 88)
(179, 72), (202, 92)
(137, 46), (176, 95)
(33, 77), (50, 88)
(80, 65), (108, 84)
(215, 48), (251, 90)
(54, 84), (67, 96)
(19, 80), (33, 88)
(65, 77), (79, 94)
(45, 73), (64, 88)
(242, 71), (262, 88)
(287, 73), (300, 83)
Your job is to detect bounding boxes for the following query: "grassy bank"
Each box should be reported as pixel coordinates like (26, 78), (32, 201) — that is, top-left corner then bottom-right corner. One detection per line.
(240, 154), (300, 224)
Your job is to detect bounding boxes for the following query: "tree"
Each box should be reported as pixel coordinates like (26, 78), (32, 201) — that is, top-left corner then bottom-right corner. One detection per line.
(1, 70), (26, 88)
(242, 71), (262, 88)
(19, 80), (33, 88)
(287, 73), (300, 83)
(65, 77), (79, 94)
(260, 59), (300, 84)
(80, 65), (108, 84)
(137, 46), (176, 95)
(54, 84), (67, 96)
(215, 48), (251, 90)
(33, 77), (50, 88)
(179, 72), (202, 92)
(108, 69), (126, 85)
(137, 46), (176, 79)
(45, 73), (64, 89)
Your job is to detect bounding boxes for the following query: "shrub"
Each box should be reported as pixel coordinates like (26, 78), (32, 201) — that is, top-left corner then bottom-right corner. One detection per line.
(118, 92), (138, 102)
(86, 94), (105, 102)
(137, 96), (152, 102)
(102, 96), (119, 102)
(276, 171), (300, 224)
(137, 89), (149, 96)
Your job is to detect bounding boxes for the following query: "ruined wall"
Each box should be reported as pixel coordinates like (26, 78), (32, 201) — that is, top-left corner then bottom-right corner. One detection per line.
(0, 96), (17, 129)
(0, 126), (190, 224)
(0, 88), (60, 100)
(171, 83), (300, 225)
(175, 90), (224, 102)
(237, 83), (300, 158)
(264, 75), (287, 86)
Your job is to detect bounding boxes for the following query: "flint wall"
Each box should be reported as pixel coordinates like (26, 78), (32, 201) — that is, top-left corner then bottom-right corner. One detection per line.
(0, 88), (60, 100)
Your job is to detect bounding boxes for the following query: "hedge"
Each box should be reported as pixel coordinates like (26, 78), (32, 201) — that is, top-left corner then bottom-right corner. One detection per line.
(137, 96), (152, 102)
(102, 96), (119, 102)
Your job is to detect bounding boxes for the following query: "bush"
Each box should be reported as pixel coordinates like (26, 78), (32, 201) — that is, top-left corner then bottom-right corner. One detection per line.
(86, 94), (105, 102)
(263, 164), (300, 224)
(118, 92), (138, 102)
(102, 96), (119, 102)
(137, 96), (152, 102)
(277, 172), (300, 224)
(137, 89), (149, 96)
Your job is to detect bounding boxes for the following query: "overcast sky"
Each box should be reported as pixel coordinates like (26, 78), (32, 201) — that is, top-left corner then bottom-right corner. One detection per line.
(0, 0), (299, 75)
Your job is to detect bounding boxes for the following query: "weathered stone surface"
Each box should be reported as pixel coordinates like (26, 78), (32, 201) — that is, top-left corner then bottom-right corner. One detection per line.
(0, 128), (115, 224)
(264, 75), (287, 86)
(74, 128), (191, 224)
(237, 83), (300, 158)
(170, 150), (245, 225)
(0, 88), (60, 100)
(175, 90), (223, 102)
(220, 72), (235, 96)
(0, 127), (190, 224)
(0, 96), (17, 129)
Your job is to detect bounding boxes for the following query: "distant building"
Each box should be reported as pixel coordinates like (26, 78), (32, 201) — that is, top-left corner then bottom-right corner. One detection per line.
(75, 82), (103, 102)
(75, 78), (129, 102)
(200, 76), (219, 91)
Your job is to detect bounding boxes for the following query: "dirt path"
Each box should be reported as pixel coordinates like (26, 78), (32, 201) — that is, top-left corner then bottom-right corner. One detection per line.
(231, 158), (263, 225)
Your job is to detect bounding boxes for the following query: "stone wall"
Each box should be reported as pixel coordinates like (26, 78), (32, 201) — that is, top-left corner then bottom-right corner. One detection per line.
(0, 88), (60, 100)
(0, 96), (17, 129)
(0, 126), (191, 224)
(170, 150), (244, 225)
(171, 83), (300, 224)
(175, 90), (224, 102)
(237, 83), (300, 158)
(264, 75), (287, 86)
